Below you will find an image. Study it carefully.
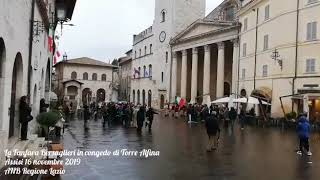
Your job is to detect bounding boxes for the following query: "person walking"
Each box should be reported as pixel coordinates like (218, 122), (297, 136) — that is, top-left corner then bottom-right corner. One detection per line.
(205, 111), (220, 152)
(146, 107), (159, 131)
(83, 105), (90, 130)
(224, 108), (230, 128)
(239, 110), (246, 130)
(229, 107), (237, 128)
(297, 113), (312, 156)
(19, 96), (33, 141)
(137, 106), (146, 133)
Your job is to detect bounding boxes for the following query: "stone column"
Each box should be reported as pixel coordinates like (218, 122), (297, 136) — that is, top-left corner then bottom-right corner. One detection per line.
(203, 45), (211, 105)
(171, 51), (178, 103)
(180, 50), (188, 99)
(190, 47), (198, 104)
(216, 42), (225, 98)
(64, 85), (68, 96)
(231, 39), (239, 95)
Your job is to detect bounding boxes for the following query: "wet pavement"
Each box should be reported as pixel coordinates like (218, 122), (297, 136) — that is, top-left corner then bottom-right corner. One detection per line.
(60, 114), (320, 180)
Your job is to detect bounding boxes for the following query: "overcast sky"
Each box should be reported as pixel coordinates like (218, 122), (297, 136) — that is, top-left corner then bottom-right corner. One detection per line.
(58, 0), (224, 62)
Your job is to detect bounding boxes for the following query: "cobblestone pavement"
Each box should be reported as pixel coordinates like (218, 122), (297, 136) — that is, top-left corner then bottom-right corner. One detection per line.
(60, 114), (320, 180)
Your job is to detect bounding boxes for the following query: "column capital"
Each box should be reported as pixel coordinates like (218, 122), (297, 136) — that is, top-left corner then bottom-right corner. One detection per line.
(217, 42), (225, 50)
(231, 39), (239, 47)
(182, 49), (188, 56)
(192, 47), (198, 54)
(172, 51), (178, 59)
(204, 45), (210, 52)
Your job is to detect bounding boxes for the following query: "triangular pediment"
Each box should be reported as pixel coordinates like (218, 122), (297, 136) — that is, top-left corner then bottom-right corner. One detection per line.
(172, 20), (234, 43)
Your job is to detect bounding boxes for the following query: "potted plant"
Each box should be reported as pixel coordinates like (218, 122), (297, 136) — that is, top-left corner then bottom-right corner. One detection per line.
(36, 111), (62, 138)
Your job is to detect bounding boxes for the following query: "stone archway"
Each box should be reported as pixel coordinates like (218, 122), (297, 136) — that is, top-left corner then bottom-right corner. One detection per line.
(9, 53), (24, 138)
(224, 82), (231, 96)
(137, 90), (140, 105)
(96, 88), (106, 103)
(32, 84), (38, 117)
(0, 38), (6, 130)
(132, 90), (136, 104)
(160, 95), (165, 109)
(82, 88), (92, 106)
(44, 58), (50, 101)
(142, 90), (146, 106)
(148, 90), (152, 107)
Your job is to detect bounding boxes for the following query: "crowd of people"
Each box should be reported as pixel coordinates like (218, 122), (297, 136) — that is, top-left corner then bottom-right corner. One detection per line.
(80, 102), (159, 132)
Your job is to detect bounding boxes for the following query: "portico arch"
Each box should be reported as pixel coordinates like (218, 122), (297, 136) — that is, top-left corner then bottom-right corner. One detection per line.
(96, 88), (106, 102)
(9, 52), (24, 138)
(0, 38), (6, 130)
(148, 90), (152, 107)
(44, 58), (50, 101)
(82, 88), (92, 106)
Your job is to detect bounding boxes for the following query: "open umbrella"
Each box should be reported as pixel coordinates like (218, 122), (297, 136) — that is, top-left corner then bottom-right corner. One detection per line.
(211, 97), (233, 104)
(234, 97), (271, 105)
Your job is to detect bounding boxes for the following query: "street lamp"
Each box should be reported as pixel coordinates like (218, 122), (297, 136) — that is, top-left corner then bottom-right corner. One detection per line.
(271, 48), (283, 70)
(63, 52), (68, 61)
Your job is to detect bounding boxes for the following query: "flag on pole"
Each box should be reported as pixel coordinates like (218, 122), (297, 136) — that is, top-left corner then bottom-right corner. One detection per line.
(175, 96), (186, 109)
(48, 28), (54, 53)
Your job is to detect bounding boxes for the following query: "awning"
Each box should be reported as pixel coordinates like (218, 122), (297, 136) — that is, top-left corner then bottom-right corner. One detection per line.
(292, 93), (320, 100)
(251, 86), (272, 101)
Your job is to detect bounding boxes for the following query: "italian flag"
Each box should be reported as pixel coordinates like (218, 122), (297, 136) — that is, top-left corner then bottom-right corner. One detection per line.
(175, 97), (186, 109)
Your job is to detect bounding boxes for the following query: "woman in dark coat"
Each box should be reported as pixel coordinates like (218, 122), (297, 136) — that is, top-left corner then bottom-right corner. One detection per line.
(39, 98), (49, 113)
(83, 105), (90, 130)
(146, 107), (158, 131)
(205, 112), (220, 151)
(137, 106), (145, 132)
(19, 96), (32, 140)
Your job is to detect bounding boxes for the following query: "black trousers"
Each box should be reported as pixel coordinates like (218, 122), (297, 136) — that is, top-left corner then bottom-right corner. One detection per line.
(299, 137), (310, 152)
(21, 122), (28, 140)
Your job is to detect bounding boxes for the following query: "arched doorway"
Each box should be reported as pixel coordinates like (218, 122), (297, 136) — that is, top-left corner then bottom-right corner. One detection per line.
(44, 59), (50, 101)
(148, 90), (152, 107)
(0, 38), (6, 130)
(132, 90), (135, 104)
(9, 53), (23, 138)
(137, 90), (140, 105)
(67, 86), (78, 100)
(96, 89), (106, 102)
(224, 82), (231, 96)
(142, 89), (146, 106)
(40, 69), (44, 98)
(240, 89), (247, 97)
(32, 84), (38, 117)
(160, 95), (165, 109)
(82, 88), (92, 106)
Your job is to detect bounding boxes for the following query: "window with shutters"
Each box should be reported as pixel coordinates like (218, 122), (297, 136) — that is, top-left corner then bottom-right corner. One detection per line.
(101, 74), (106, 81)
(262, 65), (268, 77)
(242, 69), (246, 80)
(243, 43), (247, 57)
(83, 72), (88, 80)
(307, 22), (317, 41)
(263, 35), (269, 51)
(244, 18), (248, 31)
(306, 59), (316, 73)
(92, 73), (97, 81)
(265, 5), (270, 20)
(71, 72), (77, 79)
(165, 52), (168, 63)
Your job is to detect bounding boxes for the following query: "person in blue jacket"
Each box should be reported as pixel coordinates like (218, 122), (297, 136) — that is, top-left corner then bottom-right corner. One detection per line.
(296, 113), (312, 156)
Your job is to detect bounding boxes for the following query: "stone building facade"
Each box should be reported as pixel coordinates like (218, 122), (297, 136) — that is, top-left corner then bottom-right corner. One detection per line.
(131, 0), (206, 109)
(118, 50), (132, 102)
(0, 0), (76, 168)
(170, 0), (241, 105)
(53, 57), (117, 108)
(238, 0), (320, 119)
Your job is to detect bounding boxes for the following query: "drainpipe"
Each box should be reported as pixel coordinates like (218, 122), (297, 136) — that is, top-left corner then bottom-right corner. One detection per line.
(169, 44), (173, 104)
(253, 8), (259, 90)
(292, 0), (300, 112)
(27, 0), (36, 97)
